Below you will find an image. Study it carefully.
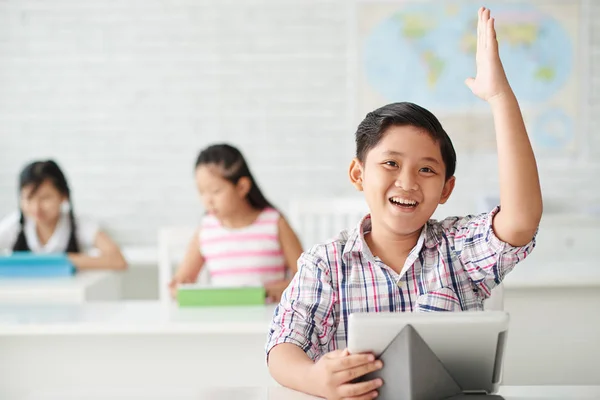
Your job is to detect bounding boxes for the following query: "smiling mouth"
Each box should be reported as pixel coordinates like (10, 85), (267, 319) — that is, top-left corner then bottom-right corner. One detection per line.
(389, 196), (419, 209)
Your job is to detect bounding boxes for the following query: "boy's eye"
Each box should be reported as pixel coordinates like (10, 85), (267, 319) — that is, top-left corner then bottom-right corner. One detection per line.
(384, 161), (398, 167)
(420, 167), (435, 174)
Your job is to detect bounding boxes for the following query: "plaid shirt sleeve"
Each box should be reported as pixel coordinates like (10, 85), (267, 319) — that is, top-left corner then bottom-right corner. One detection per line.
(265, 249), (337, 362)
(441, 206), (536, 296)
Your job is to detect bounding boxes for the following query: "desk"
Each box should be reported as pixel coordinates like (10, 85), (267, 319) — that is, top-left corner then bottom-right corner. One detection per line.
(0, 302), (278, 399)
(0, 300), (275, 335)
(115, 246), (600, 386)
(24, 386), (600, 400)
(0, 271), (123, 303)
(0, 301), (598, 399)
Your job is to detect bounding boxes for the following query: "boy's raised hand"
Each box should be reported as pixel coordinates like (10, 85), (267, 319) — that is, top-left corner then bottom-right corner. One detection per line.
(309, 348), (383, 399)
(465, 7), (511, 103)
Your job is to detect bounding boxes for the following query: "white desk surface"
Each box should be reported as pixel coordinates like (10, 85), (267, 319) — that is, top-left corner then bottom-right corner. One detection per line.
(0, 270), (113, 290)
(26, 386), (600, 400)
(0, 300), (276, 335)
(0, 270), (121, 302)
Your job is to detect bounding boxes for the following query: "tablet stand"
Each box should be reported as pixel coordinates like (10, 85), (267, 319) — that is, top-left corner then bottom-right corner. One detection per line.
(360, 325), (505, 400)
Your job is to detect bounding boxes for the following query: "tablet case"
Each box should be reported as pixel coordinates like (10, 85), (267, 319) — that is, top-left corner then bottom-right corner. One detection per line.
(0, 252), (75, 277)
(361, 325), (505, 400)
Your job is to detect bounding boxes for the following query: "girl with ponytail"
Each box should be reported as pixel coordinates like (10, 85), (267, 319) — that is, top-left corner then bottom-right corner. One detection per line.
(169, 144), (303, 302)
(0, 160), (127, 270)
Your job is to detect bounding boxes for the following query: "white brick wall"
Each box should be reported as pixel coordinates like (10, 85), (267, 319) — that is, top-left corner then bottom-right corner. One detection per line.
(1, 0), (599, 246)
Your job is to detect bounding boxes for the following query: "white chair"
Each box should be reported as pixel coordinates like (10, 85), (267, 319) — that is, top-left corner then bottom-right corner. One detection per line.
(287, 197), (370, 250)
(157, 226), (210, 305)
(484, 283), (504, 311)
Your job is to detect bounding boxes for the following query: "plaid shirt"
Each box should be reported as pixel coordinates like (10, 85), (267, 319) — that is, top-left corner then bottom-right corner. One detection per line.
(266, 207), (535, 361)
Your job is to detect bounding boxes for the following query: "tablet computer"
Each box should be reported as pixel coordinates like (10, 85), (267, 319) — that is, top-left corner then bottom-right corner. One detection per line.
(176, 284), (266, 307)
(347, 311), (509, 395)
(0, 252), (75, 277)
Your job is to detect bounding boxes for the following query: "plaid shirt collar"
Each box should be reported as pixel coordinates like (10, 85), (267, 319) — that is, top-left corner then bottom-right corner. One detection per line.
(343, 214), (441, 261)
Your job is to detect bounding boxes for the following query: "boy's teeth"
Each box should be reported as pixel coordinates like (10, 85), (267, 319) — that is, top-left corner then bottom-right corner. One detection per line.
(390, 197), (417, 206)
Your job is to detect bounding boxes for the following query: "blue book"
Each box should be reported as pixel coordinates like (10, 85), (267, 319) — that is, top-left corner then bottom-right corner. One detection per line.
(0, 252), (75, 277)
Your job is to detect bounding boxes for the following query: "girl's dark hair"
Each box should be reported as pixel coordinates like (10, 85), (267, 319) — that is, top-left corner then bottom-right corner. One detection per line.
(355, 102), (457, 180)
(195, 144), (274, 210)
(13, 160), (79, 253)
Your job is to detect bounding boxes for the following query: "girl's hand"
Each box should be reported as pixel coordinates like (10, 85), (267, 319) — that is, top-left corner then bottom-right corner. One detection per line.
(264, 279), (290, 303)
(168, 275), (195, 299)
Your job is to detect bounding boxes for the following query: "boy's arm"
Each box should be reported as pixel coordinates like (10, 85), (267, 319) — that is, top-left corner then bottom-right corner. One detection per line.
(266, 251), (337, 374)
(266, 251), (384, 398)
(441, 208), (535, 298)
(268, 343), (319, 395)
(490, 93), (542, 246)
(465, 7), (542, 247)
(269, 343), (383, 399)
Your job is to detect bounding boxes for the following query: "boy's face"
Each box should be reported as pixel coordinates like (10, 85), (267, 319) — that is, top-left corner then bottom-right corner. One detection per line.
(349, 125), (455, 237)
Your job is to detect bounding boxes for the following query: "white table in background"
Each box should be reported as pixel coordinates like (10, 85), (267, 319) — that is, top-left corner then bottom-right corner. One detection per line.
(24, 386), (600, 400)
(0, 271), (123, 303)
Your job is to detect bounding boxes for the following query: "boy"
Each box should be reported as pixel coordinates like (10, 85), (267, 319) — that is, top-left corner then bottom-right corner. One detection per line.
(266, 7), (542, 400)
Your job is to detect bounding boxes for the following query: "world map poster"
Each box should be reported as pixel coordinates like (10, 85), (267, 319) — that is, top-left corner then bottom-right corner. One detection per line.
(356, 1), (584, 156)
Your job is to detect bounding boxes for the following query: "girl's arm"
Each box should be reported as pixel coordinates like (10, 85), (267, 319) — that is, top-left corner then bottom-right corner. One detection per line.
(265, 216), (303, 302)
(278, 216), (303, 276)
(68, 231), (127, 270)
(169, 229), (205, 297)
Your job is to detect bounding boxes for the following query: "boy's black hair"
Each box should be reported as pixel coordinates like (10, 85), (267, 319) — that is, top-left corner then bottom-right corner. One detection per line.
(355, 102), (457, 180)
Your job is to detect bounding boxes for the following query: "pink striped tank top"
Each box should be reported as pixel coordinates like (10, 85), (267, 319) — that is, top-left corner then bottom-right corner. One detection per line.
(199, 208), (286, 286)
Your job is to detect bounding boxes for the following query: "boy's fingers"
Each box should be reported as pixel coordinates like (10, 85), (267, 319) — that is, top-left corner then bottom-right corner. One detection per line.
(335, 360), (383, 384)
(325, 349), (347, 359)
(331, 353), (376, 373)
(337, 378), (383, 398)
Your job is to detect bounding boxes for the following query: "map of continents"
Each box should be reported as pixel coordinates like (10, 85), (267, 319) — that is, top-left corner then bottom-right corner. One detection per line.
(359, 2), (580, 154)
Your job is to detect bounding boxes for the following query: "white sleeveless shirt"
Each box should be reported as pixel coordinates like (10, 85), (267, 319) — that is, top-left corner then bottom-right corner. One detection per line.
(199, 208), (286, 286)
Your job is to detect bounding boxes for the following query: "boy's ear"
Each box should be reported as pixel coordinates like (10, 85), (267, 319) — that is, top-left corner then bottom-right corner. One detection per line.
(236, 177), (252, 197)
(349, 158), (364, 191)
(439, 176), (456, 204)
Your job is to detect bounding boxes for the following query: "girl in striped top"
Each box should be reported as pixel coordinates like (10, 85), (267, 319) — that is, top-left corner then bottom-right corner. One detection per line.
(169, 144), (303, 302)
